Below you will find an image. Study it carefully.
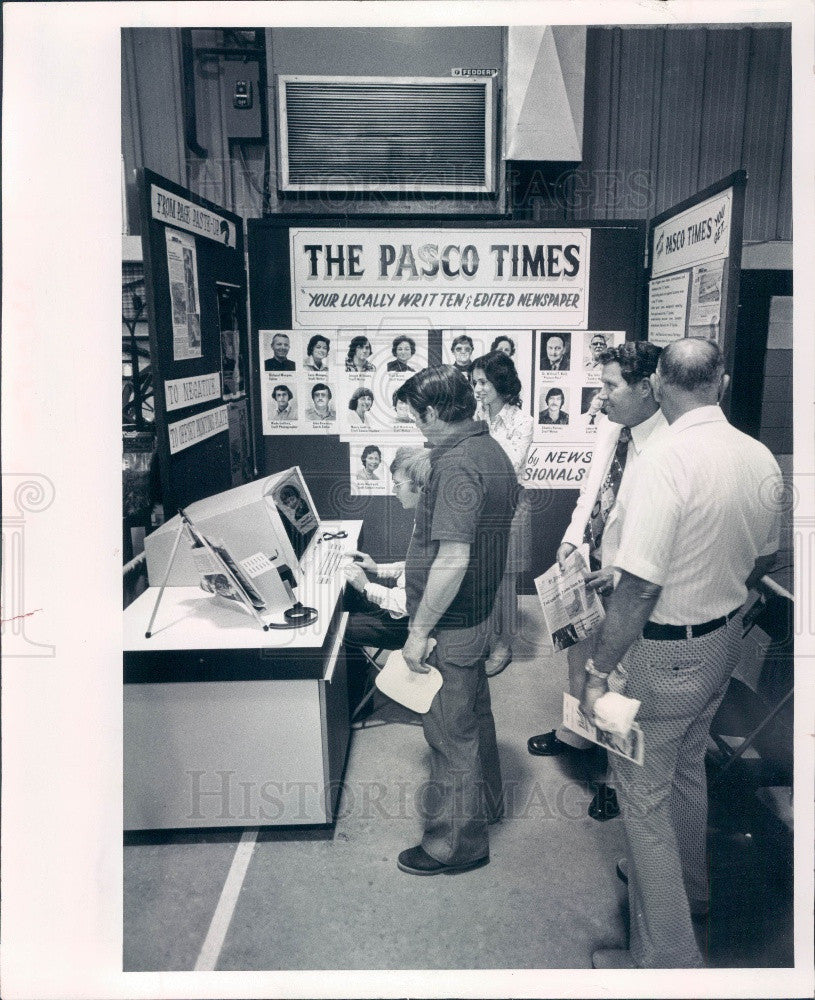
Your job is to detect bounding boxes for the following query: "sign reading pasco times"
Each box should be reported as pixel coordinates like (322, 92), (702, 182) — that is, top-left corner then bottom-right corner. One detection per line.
(289, 229), (591, 328)
(651, 189), (731, 279)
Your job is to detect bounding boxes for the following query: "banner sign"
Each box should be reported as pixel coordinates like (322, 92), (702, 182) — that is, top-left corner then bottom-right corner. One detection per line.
(289, 228), (591, 328)
(651, 189), (731, 278)
(168, 405), (229, 455)
(151, 184), (237, 248)
(164, 373), (222, 412)
(524, 444), (593, 486)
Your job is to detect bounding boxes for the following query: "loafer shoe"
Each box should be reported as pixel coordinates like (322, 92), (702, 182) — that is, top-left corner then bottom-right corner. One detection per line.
(396, 844), (489, 876)
(588, 784), (620, 821)
(527, 730), (589, 756)
(592, 948), (637, 969)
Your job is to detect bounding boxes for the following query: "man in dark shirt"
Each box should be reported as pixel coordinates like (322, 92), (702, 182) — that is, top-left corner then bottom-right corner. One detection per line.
(393, 366), (518, 875)
(264, 332), (296, 371)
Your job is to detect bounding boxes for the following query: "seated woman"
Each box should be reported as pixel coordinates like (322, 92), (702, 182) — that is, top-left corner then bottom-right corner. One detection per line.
(343, 447), (430, 707)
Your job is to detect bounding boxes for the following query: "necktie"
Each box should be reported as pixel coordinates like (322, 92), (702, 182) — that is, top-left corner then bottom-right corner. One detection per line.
(583, 426), (632, 569)
(589, 413), (597, 425)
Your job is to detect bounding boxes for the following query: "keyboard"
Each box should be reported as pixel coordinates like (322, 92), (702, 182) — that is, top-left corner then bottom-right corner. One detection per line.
(315, 544), (345, 585)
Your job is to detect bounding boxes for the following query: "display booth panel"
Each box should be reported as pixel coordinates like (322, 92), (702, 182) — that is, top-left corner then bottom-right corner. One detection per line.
(138, 169), (253, 513)
(248, 215), (645, 582)
(646, 170), (747, 416)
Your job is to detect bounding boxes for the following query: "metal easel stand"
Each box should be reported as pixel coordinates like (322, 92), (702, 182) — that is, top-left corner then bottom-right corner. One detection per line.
(144, 509), (270, 638)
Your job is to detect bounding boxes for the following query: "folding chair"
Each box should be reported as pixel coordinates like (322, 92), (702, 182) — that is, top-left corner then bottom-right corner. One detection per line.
(350, 645), (390, 725)
(349, 644), (423, 729)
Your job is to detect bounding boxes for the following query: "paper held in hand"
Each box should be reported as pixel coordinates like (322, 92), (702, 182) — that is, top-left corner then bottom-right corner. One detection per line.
(562, 692), (645, 766)
(533, 546), (606, 652)
(375, 638), (442, 714)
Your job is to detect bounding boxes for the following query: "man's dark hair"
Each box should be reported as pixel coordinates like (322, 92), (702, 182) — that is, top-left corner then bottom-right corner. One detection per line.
(311, 382), (332, 399)
(598, 340), (662, 385)
(393, 365), (476, 423)
(471, 351), (522, 408)
(451, 334), (474, 351)
(545, 387), (565, 404)
(658, 338), (723, 391)
(272, 384), (292, 400)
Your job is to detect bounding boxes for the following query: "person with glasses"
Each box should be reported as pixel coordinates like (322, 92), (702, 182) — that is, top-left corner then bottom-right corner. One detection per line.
(343, 448), (431, 710)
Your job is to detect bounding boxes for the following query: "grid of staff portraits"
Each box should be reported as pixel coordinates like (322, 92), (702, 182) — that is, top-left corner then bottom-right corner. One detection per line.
(532, 329), (626, 441)
(258, 327), (622, 493)
(259, 328), (430, 495)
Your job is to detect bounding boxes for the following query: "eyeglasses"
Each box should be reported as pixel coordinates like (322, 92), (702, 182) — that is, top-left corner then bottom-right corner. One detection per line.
(392, 479), (410, 489)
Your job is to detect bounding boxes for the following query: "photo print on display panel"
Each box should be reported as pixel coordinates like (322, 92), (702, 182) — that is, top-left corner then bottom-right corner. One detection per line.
(261, 329), (297, 372)
(443, 330), (488, 376)
(350, 441), (388, 495)
(580, 330), (626, 378)
(264, 376), (298, 431)
(302, 330), (334, 375)
(538, 330), (572, 372)
(216, 282), (245, 400)
(537, 384), (571, 428)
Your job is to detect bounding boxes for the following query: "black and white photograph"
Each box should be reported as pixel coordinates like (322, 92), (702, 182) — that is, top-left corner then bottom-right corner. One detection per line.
(2, 4), (814, 1000)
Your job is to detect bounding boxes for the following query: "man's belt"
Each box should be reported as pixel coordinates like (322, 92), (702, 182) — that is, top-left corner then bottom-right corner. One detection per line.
(642, 608), (738, 641)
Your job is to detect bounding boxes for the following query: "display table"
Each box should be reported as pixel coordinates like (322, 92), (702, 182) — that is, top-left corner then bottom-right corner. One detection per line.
(124, 520), (362, 830)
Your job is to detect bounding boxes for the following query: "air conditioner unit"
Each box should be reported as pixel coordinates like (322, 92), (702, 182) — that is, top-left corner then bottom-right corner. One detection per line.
(276, 75), (496, 194)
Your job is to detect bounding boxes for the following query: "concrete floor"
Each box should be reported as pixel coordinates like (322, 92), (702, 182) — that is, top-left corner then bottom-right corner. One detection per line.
(124, 597), (793, 971)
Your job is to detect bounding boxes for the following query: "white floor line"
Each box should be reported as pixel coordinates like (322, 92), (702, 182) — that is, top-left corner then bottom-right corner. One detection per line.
(193, 828), (258, 971)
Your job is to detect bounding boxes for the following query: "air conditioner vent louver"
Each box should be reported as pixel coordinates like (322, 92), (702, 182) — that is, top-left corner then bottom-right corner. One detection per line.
(277, 77), (495, 192)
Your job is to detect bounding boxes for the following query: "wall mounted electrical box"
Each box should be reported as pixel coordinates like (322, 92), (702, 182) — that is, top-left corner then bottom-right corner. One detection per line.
(223, 59), (263, 139)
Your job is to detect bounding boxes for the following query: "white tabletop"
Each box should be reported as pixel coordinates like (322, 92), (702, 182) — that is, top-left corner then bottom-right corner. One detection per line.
(124, 520), (362, 652)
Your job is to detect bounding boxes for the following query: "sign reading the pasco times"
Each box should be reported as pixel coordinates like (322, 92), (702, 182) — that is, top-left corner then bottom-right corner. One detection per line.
(289, 228), (591, 328)
(651, 189), (731, 278)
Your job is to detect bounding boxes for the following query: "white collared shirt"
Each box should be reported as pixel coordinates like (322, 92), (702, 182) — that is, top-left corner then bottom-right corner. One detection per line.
(562, 408), (668, 566)
(615, 405), (782, 624)
(479, 403), (534, 484)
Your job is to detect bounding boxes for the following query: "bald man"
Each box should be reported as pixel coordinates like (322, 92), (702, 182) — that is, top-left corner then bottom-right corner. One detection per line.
(582, 339), (782, 969)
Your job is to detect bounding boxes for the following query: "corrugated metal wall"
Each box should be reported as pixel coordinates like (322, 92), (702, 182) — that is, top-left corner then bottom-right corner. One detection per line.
(521, 25), (792, 243)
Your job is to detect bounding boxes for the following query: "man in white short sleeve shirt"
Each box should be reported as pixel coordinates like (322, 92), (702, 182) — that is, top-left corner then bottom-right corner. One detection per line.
(582, 339), (782, 970)
(527, 341), (667, 821)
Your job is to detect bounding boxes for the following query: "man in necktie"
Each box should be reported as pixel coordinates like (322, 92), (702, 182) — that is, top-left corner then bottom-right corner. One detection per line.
(542, 333), (570, 371)
(527, 341), (667, 819)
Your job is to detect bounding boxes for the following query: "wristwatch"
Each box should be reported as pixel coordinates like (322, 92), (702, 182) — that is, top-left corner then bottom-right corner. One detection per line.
(584, 658), (610, 680)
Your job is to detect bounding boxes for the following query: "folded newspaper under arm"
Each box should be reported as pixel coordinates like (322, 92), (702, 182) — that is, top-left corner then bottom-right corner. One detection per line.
(533, 546), (606, 652)
(562, 692), (645, 765)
